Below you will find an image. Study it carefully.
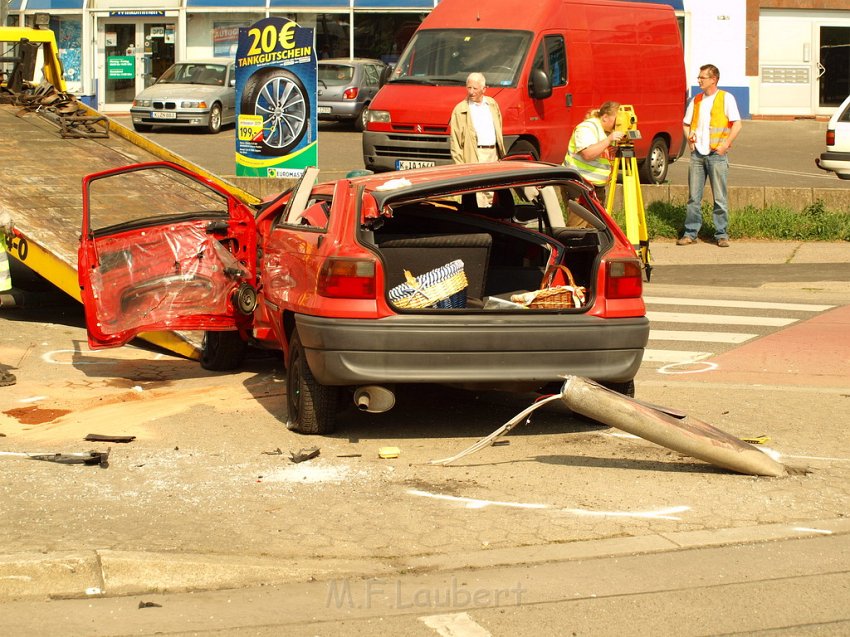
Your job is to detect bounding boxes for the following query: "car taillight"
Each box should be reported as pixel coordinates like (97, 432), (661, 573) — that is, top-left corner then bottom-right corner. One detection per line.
(318, 258), (375, 298)
(343, 87), (359, 100)
(826, 129), (835, 146)
(605, 259), (643, 299)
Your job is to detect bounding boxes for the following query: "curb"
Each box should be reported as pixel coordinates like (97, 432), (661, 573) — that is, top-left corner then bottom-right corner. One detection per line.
(2, 518), (848, 602)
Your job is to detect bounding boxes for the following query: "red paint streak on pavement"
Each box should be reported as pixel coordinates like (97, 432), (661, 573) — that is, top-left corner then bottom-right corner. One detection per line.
(685, 305), (850, 387)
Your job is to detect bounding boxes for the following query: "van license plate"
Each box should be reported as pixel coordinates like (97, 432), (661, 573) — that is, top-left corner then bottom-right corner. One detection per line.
(152, 112), (176, 119)
(396, 160), (435, 170)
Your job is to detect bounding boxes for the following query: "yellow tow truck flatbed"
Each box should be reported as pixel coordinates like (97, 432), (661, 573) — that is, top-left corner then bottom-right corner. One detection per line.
(0, 26), (259, 359)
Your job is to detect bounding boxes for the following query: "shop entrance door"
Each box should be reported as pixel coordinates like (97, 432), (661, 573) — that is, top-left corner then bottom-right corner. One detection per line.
(100, 20), (175, 112)
(817, 25), (850, 111)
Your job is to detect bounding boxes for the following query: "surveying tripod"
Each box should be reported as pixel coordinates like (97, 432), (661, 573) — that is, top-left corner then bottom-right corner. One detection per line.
(605, 142), (652, 281)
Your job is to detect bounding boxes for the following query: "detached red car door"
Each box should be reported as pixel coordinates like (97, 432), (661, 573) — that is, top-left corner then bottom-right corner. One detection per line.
(78, 162), (258, 349)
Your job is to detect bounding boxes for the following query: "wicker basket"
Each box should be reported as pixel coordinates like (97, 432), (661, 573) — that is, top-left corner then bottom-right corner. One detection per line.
(510, 264), (586, 309)
(388, 259), (468, 309)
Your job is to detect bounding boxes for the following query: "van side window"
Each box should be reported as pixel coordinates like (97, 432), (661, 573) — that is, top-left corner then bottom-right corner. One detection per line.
(532, 35), (567, 87)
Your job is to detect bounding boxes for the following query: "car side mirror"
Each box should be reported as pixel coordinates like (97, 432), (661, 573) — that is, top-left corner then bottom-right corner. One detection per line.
(529, 68), (552, 100)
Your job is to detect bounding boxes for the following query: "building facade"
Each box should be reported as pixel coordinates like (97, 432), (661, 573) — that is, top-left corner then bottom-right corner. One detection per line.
(4, 0), (849, 116)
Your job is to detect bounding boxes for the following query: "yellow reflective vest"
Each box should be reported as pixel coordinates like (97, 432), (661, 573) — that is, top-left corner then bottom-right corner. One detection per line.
(691, 90), (731, 151)
(563, 118), (612, 185)
(0, 233), (11, 293)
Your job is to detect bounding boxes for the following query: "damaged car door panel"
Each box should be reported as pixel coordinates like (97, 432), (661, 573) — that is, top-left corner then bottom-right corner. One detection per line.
(77, 161), (648, 434)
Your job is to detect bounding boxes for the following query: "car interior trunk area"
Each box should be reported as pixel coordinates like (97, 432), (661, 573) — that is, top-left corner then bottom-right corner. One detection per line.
(362, 185), (611, 311)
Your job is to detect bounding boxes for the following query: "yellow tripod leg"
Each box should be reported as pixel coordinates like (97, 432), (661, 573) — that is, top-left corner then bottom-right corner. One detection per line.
(626, 156), (652, 280)
(605, 156), (620, 214)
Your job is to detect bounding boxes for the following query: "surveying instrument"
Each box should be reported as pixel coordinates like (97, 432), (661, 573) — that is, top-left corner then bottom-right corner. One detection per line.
(604, 105), (652, 281)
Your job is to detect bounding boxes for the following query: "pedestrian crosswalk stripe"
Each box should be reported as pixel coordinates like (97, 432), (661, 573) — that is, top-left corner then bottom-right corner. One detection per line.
(649, 330), (757, 343)
(647, 311), (797, 327)
(643, 349), (713, 363)
(644, 296), (833, 312)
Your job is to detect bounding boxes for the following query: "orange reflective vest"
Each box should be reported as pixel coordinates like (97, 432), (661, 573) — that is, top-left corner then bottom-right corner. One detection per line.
(691, 90), (731, 150)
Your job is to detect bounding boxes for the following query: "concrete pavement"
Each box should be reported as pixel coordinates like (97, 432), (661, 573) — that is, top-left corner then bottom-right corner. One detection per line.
(2, 240), (850, 607)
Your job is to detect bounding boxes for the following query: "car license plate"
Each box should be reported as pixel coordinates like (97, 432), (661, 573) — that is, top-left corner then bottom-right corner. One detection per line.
(317, 106), (332, 114)
(152, 111), (176, 119)
(396, 160), (436, 170)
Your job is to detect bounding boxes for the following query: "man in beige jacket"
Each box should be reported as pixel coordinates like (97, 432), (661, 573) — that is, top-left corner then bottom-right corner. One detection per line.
(449, 73), (505, 206)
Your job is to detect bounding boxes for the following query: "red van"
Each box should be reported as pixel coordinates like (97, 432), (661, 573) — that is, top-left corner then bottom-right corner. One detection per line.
(362, 0), (686, 183)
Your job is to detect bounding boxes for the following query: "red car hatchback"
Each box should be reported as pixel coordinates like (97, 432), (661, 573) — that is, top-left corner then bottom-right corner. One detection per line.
(78, 160), (648, 434)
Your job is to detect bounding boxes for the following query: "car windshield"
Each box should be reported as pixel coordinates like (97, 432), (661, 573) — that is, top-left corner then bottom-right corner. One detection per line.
(318, 64), (355, 86)
(157, 63), (227, 86)
(390, 29), (532, 87)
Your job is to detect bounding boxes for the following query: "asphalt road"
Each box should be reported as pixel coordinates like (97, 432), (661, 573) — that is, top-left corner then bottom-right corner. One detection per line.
(111, 116), (850, 189)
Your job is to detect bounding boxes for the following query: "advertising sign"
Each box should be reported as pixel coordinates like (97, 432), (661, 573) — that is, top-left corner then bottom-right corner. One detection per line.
(235, 17), (317, 178)
(107, 56), (135, 80)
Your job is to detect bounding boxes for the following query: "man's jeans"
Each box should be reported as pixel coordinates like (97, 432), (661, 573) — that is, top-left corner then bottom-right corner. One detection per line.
(684, 151), (729, 240)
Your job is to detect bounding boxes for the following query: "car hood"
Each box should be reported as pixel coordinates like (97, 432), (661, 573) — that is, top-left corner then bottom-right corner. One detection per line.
(135, 83), (226, 100)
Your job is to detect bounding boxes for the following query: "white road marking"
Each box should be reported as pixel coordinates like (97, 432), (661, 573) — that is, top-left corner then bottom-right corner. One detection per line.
(649, 330), (757, 344)
(792, 527), (833, 535)
(657, 360), (719, 374)
(421, 612), (492, 636)
(647, 311), (797, 327)
(564, 505), (690, 520)
(643, 349), (713, 363)
(644, 297), (833, 312)
(18, 395), (46, 403)
(408, 489), (548, 510)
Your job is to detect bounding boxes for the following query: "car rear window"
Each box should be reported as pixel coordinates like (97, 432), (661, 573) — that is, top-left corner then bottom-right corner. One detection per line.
(319, 64), (354, 86)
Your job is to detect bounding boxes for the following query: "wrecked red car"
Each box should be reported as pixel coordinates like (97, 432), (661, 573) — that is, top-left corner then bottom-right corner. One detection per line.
(78, 160), (648, 434)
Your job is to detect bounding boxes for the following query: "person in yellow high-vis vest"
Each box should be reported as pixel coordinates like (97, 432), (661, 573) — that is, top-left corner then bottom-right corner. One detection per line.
(678, 64), (742, 248)
(563, 101), (625, 202)
(1, 208), (16, 386)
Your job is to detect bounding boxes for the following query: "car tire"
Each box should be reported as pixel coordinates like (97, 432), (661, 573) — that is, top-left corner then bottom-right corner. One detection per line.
(286, 330), (338, 435)
(206, 103), (222, 134)
(132, 123), (153, 133)
(240, 67), (309, 156)
(638, 137), (669, 184)
(355, 104), (368, 132)
(200, 330), (247, 371)
(506, 139), (539, 160)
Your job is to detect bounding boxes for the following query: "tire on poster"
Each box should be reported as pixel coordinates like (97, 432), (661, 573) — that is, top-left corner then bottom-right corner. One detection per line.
(240, 66), (310, 156)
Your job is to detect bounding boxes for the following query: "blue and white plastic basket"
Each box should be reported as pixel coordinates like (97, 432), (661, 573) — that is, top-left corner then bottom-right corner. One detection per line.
(388, 259), (468, 309)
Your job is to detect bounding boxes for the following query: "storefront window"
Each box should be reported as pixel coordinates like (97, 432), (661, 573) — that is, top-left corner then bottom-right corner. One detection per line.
(50, 16), (83, 93)
(353, 13), (424, 64)
(185, 13), (265, 59)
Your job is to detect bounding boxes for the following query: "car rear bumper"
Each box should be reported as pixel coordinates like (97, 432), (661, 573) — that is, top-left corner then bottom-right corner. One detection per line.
(317, 101), (361, 120)
(295, 313), (649, 386)
(816, 152), (850, 179)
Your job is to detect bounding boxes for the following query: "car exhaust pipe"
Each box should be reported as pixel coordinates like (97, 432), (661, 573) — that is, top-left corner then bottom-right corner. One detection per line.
(354, 386), (395, 413)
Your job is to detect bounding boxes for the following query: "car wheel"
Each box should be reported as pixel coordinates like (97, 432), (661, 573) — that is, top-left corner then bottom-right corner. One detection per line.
(506, 139), (539, 160)
(638, 137), (669, 184)
(206, 103), (222, 134)
(286, 330), (338, 435)
(200, 330), (247, 371)
(132, 123), (153, 133)
(240, 67), (309, 156)
(355, 104), (368, 132)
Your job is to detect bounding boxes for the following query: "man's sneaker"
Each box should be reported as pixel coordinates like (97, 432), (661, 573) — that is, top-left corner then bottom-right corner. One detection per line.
(717, 238), (730, 248)
(676, 235), (696, 246)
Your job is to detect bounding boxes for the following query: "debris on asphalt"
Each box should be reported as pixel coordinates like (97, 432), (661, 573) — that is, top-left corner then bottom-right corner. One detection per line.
(337, 453), (363, 458)
(741, 435), (770, 445)
(29, 449), (110, 468)
(262, 447), (284, 456)
(1, 449), (111, 467)
(378, 446), (400, 459)
(491, 440), (510, 447)
(289, 447), (320, 463)
(85, 433), (136, 443)
(138, 601), (162, 609)
(432, 376), (796, 477)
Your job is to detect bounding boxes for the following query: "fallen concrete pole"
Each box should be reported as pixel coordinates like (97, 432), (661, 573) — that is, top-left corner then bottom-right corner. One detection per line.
(561, 376), (789, 477)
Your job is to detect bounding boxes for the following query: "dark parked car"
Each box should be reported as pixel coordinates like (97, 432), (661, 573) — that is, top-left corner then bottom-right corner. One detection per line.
(78, 161), (648, 434)
(317, 58), (389, 131)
